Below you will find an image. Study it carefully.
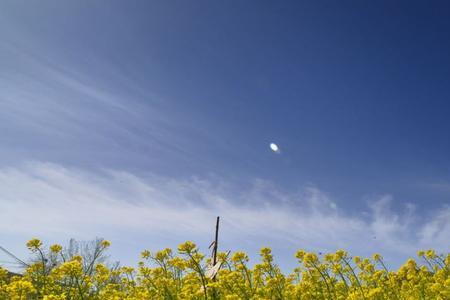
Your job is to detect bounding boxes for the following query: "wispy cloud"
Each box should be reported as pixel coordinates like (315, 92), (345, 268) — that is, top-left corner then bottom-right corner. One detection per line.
(0, 162), (448, 269)
(0, 50), (168, 141)
(0, 46), (218, 172)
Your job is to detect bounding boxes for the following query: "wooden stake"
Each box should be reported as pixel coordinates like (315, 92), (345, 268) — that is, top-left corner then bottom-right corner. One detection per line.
(212, 216), (220, 267)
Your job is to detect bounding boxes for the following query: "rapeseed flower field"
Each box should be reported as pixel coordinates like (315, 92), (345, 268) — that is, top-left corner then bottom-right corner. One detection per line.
(0, 238), (449, 299)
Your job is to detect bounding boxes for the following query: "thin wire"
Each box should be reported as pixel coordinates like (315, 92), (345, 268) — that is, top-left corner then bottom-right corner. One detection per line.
(0, 246), (29, 267)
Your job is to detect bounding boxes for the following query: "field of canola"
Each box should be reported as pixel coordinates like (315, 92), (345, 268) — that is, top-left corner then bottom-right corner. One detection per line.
(0, 238), (449, 300)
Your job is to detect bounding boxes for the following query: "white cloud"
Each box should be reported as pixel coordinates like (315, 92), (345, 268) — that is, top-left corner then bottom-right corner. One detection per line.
(0, 162), (449, 270)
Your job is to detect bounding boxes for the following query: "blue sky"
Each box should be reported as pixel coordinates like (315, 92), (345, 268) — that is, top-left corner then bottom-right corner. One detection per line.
(1, 1), (450, 271)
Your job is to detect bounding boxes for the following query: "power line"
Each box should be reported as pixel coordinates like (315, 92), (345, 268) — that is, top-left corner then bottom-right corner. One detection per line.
(0, 245), (29, 268)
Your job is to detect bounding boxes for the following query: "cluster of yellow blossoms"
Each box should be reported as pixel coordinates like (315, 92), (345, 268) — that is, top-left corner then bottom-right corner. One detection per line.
(0, 239), (449, 299)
